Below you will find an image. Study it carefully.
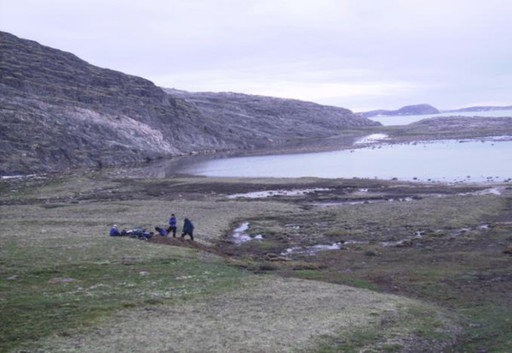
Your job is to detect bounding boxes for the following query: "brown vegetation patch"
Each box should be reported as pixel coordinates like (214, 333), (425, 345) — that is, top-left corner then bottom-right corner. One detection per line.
(148, 235), (216, 253)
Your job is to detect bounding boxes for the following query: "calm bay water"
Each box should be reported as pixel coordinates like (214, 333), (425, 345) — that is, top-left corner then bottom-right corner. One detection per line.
(179, 139), (512, 182)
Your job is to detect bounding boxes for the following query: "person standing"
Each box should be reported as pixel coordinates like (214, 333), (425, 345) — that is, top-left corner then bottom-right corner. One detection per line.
(181, 218), (194, 241)
(167, 214), (177, 237)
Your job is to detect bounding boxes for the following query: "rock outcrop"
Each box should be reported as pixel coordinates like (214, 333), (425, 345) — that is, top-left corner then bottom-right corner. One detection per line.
(0, 31), (379, 174)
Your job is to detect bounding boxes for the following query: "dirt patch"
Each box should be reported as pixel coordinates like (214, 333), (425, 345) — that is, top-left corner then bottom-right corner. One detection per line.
(148, 236), (216, 254)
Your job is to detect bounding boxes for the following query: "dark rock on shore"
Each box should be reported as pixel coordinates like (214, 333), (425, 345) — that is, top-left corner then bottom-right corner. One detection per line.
(0, 31), (378, 174)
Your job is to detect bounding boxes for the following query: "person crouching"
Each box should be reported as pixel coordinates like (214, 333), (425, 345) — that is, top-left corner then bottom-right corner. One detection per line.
(110, 225), (121, 236)
(155, 226), (168, 237)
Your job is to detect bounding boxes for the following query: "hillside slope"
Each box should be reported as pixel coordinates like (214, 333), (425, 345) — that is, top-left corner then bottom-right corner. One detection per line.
(166, 88), (378, 149)
(0, 31), (378, 174)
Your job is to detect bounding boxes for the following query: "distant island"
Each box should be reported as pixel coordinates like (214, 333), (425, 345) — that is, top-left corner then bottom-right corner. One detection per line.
(360, 104), (512, 118)
(360, 104), (440, 118)
(443, 105), (512, 113)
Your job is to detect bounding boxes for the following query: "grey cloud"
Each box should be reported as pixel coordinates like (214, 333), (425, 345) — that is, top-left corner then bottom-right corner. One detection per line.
(1, 0), (510, 110)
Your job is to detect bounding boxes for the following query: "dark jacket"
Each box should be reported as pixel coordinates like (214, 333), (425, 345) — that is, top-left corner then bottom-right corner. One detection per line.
(183, 218), (194, 234)
(156, 227), (167, 236)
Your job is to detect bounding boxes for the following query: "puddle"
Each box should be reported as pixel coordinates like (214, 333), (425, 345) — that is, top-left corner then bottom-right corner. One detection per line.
(354, 133), (390, 145)
(282, 222), (493, 255)
(230, 222), (263, 244)
(314, 199), (386, 206)
(228, 188), (330, 199)
(343, 240), (370, 245)
(281, 242), (343, 256)
(382, 224), (491, 247)
(381, 231), (424, 247)
(460, 187), (503, 196)
(312, 187), (507, 208)
(1, 174), (38, 180)
(444, 224), (490, 237)
(313, 197), (413, 207)
(285, 224), (302, 229)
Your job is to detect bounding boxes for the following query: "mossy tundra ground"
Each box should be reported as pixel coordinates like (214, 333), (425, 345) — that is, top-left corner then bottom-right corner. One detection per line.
(1, 171), (511, 352)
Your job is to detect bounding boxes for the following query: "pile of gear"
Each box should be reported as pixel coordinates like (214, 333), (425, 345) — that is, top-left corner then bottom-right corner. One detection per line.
(109, 214), (194, 241)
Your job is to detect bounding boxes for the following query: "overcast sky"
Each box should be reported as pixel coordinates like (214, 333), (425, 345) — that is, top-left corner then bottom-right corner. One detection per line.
(1, 0), (511, 111)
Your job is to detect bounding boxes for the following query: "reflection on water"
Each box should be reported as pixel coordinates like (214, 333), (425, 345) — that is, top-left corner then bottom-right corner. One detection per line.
(177, 139), (512, 183)
(120, 152), (235, 179)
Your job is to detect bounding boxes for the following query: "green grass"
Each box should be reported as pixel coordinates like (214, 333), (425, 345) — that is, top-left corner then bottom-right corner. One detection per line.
(0, 247), (248, 352)
(343, 278), (379, 291)
(292, 269), (325, 279)
(458, 306), (512, 352)
(312, 330), (382, 353)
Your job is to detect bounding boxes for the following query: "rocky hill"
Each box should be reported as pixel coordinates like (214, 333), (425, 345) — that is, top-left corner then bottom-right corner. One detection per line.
(0, 31), (378, 174)
(361, 104), (440, 117)
(165, 88), (377, 148)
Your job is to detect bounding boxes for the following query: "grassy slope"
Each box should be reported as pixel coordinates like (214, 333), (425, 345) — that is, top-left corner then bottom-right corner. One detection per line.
(0, 173), (479, 352)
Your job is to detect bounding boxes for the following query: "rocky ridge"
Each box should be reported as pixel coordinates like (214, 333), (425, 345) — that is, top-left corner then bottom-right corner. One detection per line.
(0, 31), (378, 174)
(166, 89), (378, 149)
